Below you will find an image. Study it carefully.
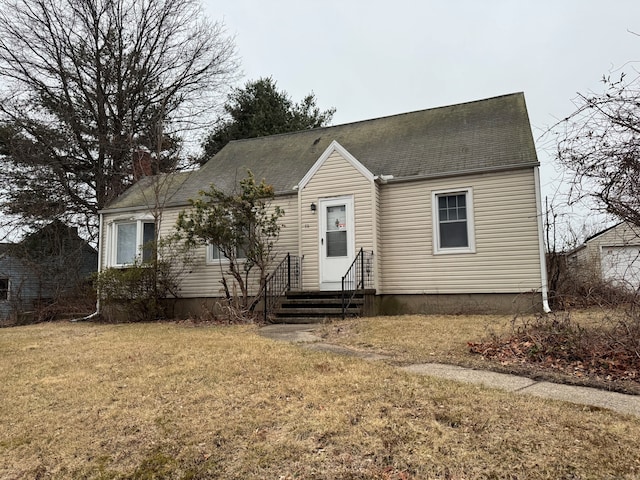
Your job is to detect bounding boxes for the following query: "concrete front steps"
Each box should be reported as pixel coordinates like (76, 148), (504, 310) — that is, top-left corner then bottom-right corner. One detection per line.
(270, 290), (374, 324)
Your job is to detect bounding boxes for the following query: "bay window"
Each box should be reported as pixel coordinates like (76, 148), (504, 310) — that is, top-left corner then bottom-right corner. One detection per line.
(112, 219), (156, 266)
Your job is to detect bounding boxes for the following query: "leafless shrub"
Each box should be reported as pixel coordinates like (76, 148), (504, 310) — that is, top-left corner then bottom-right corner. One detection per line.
(471, 304), (640, 387)
(549, 251), (638, 309)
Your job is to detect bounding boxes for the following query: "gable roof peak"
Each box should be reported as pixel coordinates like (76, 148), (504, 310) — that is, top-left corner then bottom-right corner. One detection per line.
(297, 140), (374, 190)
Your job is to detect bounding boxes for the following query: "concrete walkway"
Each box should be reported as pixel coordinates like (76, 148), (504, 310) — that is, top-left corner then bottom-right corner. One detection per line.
(259, 323), (640, 418)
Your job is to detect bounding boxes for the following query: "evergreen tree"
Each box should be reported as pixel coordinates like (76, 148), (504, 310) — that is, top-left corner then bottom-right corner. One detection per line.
(201, 77), (335, 162)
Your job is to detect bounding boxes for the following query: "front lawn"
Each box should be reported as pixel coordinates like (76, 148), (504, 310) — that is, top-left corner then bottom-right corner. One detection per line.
(1, 320), (639, 479)
(322, 310), (640, 395)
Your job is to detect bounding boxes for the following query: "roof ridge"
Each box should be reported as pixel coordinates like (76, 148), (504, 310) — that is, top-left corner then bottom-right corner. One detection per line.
(328, 91), (526, 126)
(223, 92), (526, 147)
(583, 221), (638, 243)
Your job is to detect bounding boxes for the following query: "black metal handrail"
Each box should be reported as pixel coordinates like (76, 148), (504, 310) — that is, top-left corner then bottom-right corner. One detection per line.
(341, 248), (374, 319)
(263, 253), (300, 322)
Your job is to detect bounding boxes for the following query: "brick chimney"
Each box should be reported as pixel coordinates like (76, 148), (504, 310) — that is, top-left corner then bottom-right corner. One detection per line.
(133, 149), (153, 180)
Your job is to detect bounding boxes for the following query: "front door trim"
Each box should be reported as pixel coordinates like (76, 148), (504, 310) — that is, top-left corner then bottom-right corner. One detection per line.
(318, 195), (355, 290)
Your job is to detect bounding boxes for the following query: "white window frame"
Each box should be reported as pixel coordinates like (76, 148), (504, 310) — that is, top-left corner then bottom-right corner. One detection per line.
(206, 243), (247, 265)
(432, 187), (476, 255)
(110, 218), (156, 267)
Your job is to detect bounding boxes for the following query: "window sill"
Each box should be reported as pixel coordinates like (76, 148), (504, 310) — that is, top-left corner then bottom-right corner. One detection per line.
(205, 258), (247, 266)
(433, 247), (476, 255)
(109, 262), (153, 269)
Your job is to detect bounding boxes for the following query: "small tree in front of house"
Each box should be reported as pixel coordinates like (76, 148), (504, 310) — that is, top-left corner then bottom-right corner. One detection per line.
(176, 171), (283, 320)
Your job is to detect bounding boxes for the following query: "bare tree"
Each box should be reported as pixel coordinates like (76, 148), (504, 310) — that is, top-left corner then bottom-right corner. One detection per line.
(0, 0), (238, 238)
(553, 68), (640, 228)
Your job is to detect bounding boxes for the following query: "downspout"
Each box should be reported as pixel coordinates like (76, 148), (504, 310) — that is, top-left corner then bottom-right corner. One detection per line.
(534, 167), (552, 313)
(71, 212), (103, 322)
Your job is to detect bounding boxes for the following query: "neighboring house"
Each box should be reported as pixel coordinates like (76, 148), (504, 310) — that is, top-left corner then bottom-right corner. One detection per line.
(0, 221), (98, 322)
(567, 222), (640, 291)
(99, 92), (550, 316)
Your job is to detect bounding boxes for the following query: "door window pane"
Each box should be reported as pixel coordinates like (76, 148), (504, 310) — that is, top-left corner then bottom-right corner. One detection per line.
(326, 205), (347, 257)
(327, 205), (346, 231)
(327, 231), (347, 257)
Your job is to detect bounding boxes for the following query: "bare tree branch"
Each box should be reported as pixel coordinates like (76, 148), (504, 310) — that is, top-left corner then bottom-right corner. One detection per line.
(553, 68), (640, 228)
(0, 0), (239, 236)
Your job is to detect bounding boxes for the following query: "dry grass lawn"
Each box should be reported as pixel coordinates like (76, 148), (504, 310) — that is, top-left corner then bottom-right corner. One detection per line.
(1, 318), (640, 479)
(321, 314), (512, 367)
(321, 310), (640, 394)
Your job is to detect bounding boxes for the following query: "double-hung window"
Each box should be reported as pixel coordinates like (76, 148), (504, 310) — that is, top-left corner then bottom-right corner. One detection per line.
(206, 243), (247, 264)
(112, 220), (156, 266)
(432, 188), (475, 254)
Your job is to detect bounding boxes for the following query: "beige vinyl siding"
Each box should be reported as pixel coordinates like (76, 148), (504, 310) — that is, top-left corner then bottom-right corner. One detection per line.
(299, 151), (375, 290)
(573, 222), (640, 279)
(373, 183), (381, 291)
(379, 168), (543, 294)
(173, 194), (298, 298)
(570, 246), (588, 272)
(101, 195), (298, 299)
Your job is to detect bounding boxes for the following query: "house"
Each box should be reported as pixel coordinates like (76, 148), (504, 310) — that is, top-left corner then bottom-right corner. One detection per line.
(0, 221), (98, 323)
(567, 222), (640, 291)
(99, 92), (550, 318)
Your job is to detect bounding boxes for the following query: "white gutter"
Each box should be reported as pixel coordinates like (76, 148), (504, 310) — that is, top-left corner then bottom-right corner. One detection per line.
(71, 212), (103, 322)
(381, 163), (539, 185)
(534, 166), (552, 313)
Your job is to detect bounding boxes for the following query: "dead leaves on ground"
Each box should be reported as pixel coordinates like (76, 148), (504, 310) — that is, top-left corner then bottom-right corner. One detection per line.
(468, 315), (640, 385)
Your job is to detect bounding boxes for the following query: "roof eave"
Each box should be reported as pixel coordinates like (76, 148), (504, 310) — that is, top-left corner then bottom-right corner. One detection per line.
(382, 162), (540, 185)
(99, 190), (299, 214)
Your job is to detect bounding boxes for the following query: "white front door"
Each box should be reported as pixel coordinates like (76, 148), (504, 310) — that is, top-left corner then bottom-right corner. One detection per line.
(319, 196), (355, 289)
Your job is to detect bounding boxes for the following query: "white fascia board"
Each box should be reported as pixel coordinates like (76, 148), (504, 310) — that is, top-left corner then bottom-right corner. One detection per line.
(297, 140), (374, 190)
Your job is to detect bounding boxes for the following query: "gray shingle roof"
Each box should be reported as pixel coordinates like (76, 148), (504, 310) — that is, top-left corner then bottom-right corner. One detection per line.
(104, 92), (538, 211)
(103, 172), (193, 212)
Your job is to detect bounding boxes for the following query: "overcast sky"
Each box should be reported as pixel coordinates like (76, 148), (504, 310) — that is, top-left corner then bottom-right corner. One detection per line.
(205, 0), (640, 226)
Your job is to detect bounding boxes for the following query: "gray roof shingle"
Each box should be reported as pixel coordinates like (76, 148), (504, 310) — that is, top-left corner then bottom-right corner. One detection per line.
(104, 92), (538, 211)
